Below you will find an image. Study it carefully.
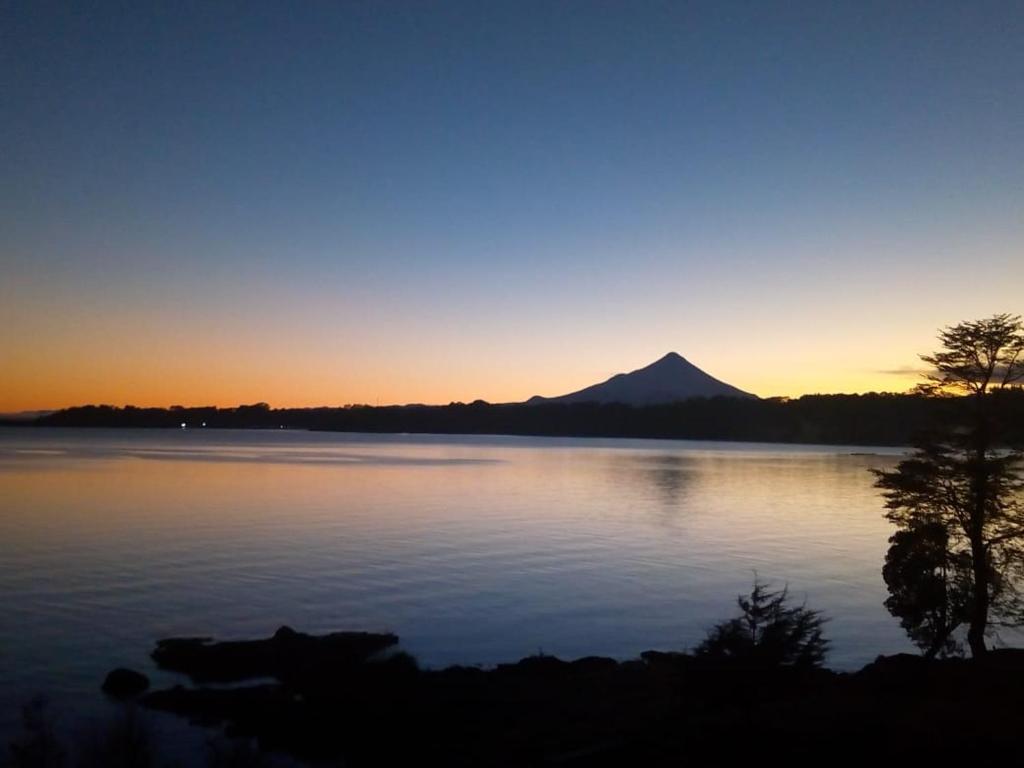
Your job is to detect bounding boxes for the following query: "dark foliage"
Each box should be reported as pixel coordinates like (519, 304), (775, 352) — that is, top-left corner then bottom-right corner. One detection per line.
(882, 522), (971, 657)
(695, 580), (829, 668)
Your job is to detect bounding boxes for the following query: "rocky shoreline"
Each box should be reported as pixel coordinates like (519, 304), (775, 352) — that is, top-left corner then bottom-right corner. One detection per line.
(94, 627), (1024, 765)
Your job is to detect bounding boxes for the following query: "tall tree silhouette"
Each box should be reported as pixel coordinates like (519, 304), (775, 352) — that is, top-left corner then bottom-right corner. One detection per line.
(875, 314), (1024, 656)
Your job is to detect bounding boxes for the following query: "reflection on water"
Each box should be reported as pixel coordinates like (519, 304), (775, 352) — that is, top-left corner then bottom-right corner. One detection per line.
(0, 427), (913, 743)
(624, 454), (696, 512)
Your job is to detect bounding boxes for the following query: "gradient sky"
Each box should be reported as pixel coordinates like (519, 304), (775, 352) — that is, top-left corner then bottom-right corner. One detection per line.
(2, 1), (1022, 411)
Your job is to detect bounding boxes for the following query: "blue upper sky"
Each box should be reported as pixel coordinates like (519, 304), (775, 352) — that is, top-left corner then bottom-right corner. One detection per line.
(2, 1), (1022, 408)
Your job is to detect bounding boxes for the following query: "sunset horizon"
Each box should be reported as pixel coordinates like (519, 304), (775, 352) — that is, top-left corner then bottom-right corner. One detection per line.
(2, 344), (929, 413)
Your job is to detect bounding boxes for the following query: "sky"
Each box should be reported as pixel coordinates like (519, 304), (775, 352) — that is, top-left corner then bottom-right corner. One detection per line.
(2, 1), (1022, 411)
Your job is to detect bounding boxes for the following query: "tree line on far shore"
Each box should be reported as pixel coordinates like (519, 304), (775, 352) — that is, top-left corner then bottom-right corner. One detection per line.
(24, 390), (1024, 447)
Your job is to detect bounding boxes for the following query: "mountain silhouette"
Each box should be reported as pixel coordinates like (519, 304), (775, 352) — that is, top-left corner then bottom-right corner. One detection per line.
(527, 352), (755, 405)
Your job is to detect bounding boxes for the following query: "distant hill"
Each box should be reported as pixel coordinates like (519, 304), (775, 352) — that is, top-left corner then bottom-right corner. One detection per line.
(527, 352), (755, 405)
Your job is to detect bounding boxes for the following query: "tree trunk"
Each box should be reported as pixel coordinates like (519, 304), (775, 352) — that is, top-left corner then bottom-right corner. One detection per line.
(967, 536), (989, 657)
(966, 396), (991, 658)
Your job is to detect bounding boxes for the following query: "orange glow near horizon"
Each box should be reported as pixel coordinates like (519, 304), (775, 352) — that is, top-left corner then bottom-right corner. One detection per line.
(2, 222), (1018, 414)
(1, 331), (924, 412)
(0, 371), (921, 413)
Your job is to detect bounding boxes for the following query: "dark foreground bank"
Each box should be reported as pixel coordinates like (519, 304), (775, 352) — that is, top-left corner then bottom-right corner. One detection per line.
(33, 627), (1024, 766)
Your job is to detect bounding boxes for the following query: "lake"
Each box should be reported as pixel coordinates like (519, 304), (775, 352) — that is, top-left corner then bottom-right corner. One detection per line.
(1, 427), (915, 749)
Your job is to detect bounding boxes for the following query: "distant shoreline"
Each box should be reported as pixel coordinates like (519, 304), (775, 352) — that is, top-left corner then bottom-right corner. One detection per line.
(14, 391), (1024, 447)
(0, 422), (906, 454)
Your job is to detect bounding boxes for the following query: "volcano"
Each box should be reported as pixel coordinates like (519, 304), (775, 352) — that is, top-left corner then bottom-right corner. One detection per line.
(527, 352), (755, 405)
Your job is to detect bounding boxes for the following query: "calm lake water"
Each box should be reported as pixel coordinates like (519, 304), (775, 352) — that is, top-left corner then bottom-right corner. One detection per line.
(1, 427), (917, 749)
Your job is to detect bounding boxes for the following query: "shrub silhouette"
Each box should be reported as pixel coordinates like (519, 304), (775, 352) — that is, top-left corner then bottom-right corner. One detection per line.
(696, 579), (828, 668)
